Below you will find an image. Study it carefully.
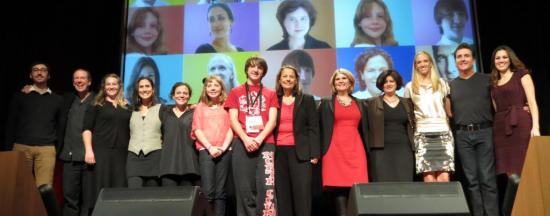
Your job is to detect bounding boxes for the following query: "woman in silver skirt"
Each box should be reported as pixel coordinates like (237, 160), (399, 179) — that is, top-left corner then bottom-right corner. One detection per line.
(404, 51), (454, 182)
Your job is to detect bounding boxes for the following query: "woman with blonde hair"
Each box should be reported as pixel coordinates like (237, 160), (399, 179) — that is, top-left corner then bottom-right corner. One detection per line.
(82, 73), (131, 214)
(192, 76), (233, 216)
(404, 51), (454, 182)
(319, 69), (369, 215)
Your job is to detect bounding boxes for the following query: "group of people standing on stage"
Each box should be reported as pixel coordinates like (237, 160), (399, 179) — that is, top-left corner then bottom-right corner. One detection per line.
(6, 43), (539, 216)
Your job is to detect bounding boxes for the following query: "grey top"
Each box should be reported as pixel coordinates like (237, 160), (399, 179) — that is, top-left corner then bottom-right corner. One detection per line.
(449, 72), (493, 125)
(128, 104), (163, 155)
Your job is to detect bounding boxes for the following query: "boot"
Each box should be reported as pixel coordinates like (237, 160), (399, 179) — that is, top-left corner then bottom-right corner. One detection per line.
(334, 195), (348, 216)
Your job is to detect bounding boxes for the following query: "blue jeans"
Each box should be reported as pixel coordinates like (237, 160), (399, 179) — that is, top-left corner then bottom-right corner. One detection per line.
(455, 127), (499, 216)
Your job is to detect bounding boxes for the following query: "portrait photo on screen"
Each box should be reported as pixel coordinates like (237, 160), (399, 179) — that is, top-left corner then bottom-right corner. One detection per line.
(183, 2), (259, 54)
(128, 0), (184, 7)
(261, 49), (337, 97)
(260, 0), (335, 51)
(412, 0), (474, 46)
(334, 0), (415, 48)
(336, 46), (415, 99)
(186, 0), (257, 3)
(183, 52), (259, 103)
(126, 6), (183, 55)
(124, 54), (184, 104)
(415, 45), (477, 81)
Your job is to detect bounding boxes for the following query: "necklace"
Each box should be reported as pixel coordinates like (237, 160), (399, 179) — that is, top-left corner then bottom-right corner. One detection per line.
(337, 95), (352, 107)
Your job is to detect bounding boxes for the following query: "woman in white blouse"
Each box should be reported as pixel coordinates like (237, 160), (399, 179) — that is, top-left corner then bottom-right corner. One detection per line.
(404, 51), (454, 182)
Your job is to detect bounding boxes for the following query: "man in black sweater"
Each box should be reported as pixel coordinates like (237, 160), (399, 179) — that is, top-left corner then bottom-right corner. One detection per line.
(5, 62), (63, 187)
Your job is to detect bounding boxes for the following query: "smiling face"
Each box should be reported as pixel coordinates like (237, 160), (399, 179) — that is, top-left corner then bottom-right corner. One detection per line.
(30, 64), (50, 85)
(172, 85), (190, 106)
(440, 10), (467, 43)
(334, 73), (351, 93)
(494, 49), (510, 73)
(104, 77), (120, 99)
(415, 53), (432, 77)
(206, 80), (222, 101)
(382, 75), (397, 95)
(246, 65), (265, 84)
(73, 69), (91, 94)
(359, 2), (387, 41)
(132, 12), (159, 49)
(455, 48), (475, 73)
(279, 68), (298, 92)
(362, 55), (388, 95)
(208, 6), (232, 40)
(283, 7), (310, 40)
(137, 79), (154, 101)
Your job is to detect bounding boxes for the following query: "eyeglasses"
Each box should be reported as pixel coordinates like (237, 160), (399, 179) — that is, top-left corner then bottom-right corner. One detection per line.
(32, 68), (48, 72)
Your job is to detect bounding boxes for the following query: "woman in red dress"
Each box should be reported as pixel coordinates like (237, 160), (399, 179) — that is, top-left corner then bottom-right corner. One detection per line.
(490, 45), (540, 176)
(319, 69), (369, 216)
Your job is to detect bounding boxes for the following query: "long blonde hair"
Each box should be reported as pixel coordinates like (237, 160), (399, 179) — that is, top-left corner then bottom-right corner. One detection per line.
(411, 51), (440, 94)
(94, 73), (127, 108)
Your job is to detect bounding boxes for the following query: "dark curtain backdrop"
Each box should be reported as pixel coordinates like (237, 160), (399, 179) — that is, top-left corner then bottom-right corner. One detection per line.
(2, 0), (549, 149)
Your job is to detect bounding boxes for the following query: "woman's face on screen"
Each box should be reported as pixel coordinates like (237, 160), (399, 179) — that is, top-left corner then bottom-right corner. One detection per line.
(363, 55), (388, 95)
(359, 3), (387, 40)
(283, 7), (310, 40)
(208, 7), (232, 40)
(132, 12), (159, 48)
(139, 65), (157, 84)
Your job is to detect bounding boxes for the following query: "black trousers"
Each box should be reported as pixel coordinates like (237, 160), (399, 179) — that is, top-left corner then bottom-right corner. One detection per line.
(62, 160), (86, 216)
(199, 149), (232, 216)
(231, 139), (276, 216)
(275, 146), (312, 216)
(455, 128), (499, 216)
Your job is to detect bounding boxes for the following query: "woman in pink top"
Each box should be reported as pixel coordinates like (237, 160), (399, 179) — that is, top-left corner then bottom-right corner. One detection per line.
(192, 75), (233, 216)
(273, 65), (320, 216)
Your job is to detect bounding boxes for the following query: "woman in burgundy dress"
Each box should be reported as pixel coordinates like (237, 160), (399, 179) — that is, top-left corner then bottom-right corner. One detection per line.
(490, 45), (540, 176)
(319, 69), (369, 216)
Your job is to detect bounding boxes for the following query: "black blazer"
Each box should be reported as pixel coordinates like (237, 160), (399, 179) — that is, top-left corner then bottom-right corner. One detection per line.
(364, 96), (415, 150)
(318, 95), (369, 156)
(273, 94), (320, 161)
(267, 35), (331, 51)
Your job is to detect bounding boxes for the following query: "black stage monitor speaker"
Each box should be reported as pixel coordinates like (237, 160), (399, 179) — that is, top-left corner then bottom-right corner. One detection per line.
(348, 182), (470, 216)
(92, 186), (199, 216)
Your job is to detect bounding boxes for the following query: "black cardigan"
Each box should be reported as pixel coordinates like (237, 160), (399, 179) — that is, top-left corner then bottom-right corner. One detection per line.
(318, 95), (369, 156)
(272, 93), (320, 161)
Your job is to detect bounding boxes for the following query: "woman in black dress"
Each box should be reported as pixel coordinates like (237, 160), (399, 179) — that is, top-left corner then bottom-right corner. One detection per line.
(159, 82), (200, 186)
(82, 73), (131, 214)
(365, 69), (415, 182)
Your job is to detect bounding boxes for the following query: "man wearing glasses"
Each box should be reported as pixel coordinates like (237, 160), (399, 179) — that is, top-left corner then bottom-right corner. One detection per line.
(6, 62), (63, 187)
